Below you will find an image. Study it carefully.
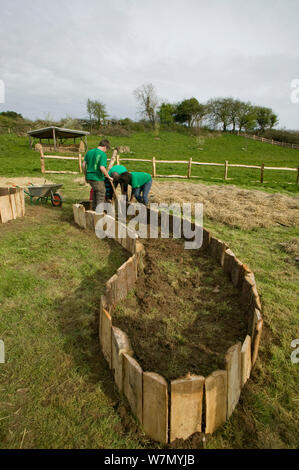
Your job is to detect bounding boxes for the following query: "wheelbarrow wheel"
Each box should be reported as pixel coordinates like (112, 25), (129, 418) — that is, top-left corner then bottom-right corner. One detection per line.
(51, 193), (62, 207)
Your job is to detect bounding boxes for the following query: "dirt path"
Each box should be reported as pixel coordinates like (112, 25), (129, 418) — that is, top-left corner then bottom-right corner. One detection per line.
(113, 236), (247, 381)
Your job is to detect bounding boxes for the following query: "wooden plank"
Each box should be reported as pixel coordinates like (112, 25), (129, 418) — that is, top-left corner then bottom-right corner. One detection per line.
(77, 205), (86, 228)
(205, 370), (227, 434)
(0, 195), (13, 223)
(85, 210), (95, 230)
(40, 147), (45, 173)
(53, 127), (57, 151)
(115, 263), (129, 302)
(152, 157), (156, 177)
(223, 248), (235, 275)
(224, 160), (228, 180)
(250, 309), (263, 365)
(241, 335), (252, 386)
(14, 190), (23, 218)
(201, 228), (210, 251)
(260, 163), (265, 183)
(111, 327), (133, 392)
(73, 204), (80, 226)
(100, 308), (112, 367)
(191, 161), (225, 167)
(44, 170), (79, 174)
(155, 175), (188, 179)
(263, 166), (297, 171)
(123, 354), (143, 424)
(155, 160), (188, 164)
(187, 157), (192, 178)
(105, 274), (118, 307)
(9, 192), (17, 219)
(143, 372), (168, 443)
(170, 375), (204, 442)
(241, 272), (256, 307)
(19, 189), (25, 217)
(43, 155), (79, 160)
(230, 257), (243, 288)
(225, 342), (242, 419)
(118, 158), (152, 162)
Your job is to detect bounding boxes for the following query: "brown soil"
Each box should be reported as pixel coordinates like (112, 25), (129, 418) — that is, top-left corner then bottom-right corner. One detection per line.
(112, 236), (247, 381)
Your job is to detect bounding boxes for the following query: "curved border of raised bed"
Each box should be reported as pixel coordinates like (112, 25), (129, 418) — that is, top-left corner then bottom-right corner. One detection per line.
(0, 187), (25, 223)
(73, 203), (263, 444)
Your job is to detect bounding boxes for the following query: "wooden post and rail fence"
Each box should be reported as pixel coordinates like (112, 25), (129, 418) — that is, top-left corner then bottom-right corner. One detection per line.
(240, 132), (299, 150)
(39, 147), (299, 185)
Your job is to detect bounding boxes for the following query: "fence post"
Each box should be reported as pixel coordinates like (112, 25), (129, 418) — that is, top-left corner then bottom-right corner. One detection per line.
(152, 157), (156, 177)
(40, 147), (45, 174)
(116, 154), (120, 165)
(260, 163), (265, 184)
(224, 160), (228, 180)
(78, 153), (82, 173)
(188, 158), (192, 178)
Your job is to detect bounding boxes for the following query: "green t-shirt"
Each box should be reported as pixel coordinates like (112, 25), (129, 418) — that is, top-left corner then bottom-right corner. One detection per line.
(108, 165), (127, 176)
(130, 171), (152, 189)
(84, 148), (107, 181)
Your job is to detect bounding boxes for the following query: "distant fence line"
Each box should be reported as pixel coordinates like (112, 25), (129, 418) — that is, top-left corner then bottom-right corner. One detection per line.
(238, 132), (299, 150)
(118, 156), (299, 184)
(39, 148), (299, 185)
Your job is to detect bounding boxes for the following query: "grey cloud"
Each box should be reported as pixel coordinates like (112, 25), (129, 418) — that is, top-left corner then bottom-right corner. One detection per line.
(0, 0), (298, 128)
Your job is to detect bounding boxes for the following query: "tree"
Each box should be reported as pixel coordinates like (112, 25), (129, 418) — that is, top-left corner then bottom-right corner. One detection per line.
(174, 98), (205, 127)
(270, 112), (279, 129)
(133, 83), (159, 128)
(86, 99), (108, 132)
(0, 110), (23, 119)
(157, 102), (176, 125)
(92, 101), (108, 125)
(235, 101), (256, 132)
(228, 99), (243, 132)
(86, 99), (94, 132)
(207, 98), (234, 131)
(255, 106), (275, 133)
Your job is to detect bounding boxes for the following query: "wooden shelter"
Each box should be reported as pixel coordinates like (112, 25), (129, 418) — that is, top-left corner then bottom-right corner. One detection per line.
(27, 126), (89, 151)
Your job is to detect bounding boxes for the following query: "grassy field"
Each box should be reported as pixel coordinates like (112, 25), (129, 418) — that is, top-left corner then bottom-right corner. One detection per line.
(0, 131), (299, 194)
(0, 130), (298, 449)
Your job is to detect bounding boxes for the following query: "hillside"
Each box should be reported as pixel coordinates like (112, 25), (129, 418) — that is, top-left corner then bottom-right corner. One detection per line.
(0, 131), (298, 194)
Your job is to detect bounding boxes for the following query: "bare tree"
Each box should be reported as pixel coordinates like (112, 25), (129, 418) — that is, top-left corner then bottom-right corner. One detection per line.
(133, 83), (159, 128)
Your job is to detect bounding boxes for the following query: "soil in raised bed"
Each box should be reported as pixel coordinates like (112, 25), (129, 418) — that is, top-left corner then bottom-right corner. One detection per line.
(112, 236), (248, 381)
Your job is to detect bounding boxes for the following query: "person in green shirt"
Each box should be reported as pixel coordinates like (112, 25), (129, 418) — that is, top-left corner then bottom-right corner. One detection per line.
(83, 139), (113, 211)
(117, 171), (152, 205)
(105, 164), (128, 202)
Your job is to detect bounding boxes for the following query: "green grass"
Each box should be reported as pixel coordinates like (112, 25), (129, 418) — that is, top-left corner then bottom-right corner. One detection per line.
(0, 197), (152, 449)
(0, 131), (298, 448)
(0, 131), (298, 194)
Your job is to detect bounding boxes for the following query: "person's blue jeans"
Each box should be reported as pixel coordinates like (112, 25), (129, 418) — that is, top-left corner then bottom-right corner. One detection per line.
(133, 178), (152, 205)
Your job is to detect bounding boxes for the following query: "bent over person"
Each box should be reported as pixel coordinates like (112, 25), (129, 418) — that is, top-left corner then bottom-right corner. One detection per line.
(105, 164), (128, 202)
(117, 171), (152, 205)
(83, 139), (113, 211)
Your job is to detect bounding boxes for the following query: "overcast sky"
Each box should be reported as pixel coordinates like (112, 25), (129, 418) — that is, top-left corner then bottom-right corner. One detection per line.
(1, 0), (299, 128)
